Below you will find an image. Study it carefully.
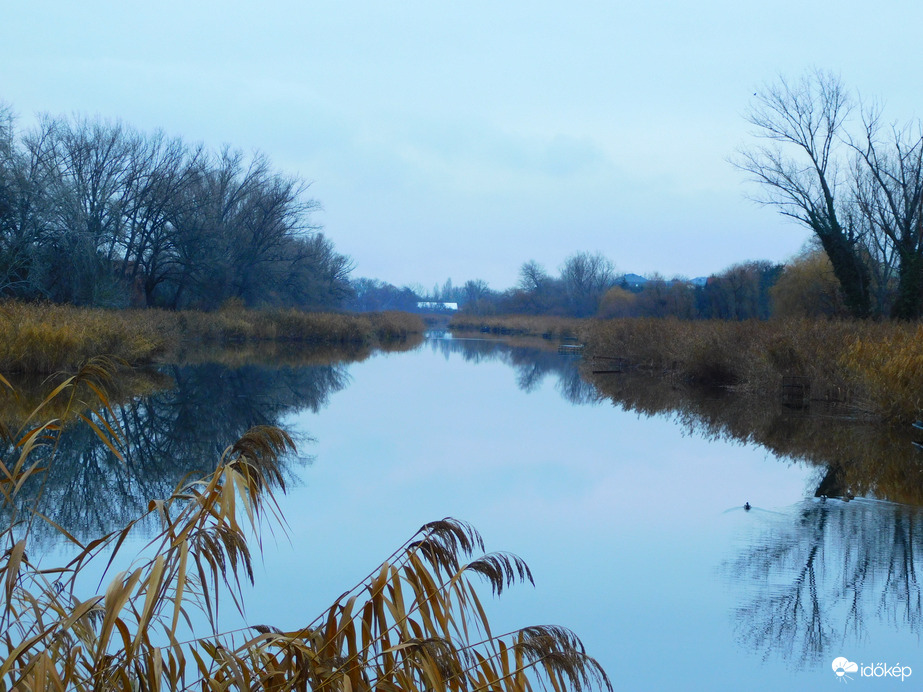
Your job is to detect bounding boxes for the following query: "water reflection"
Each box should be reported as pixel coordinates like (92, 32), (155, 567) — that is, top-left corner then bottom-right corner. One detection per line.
(429, 337), (923, 507)
(427, 336), (600, 405)
(4, 361), (351, 544)
(5, 333), (915, 683)
(724, 498), (923, 666)
(585, 368), (923, 506)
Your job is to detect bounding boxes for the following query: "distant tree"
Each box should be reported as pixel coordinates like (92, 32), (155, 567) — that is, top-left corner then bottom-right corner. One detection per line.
(770, 247), (846, 318)
(348, 278), (419, 312)
(460, 279), (495, 315)
(518, 260), (550, 292)
(702, 261), (781, 320)
(269, 233), (354, 308)
(634, 275), (696, 319)
(515, 260), (560, 313)
(597, 285), (637, 318)
(0, 106), (352, 311)
(559, 251), (616, 317)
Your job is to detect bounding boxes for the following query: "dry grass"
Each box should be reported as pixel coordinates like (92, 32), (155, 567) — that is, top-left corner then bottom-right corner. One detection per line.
(0, 364), (609, 691)
(840, 324), (923, 421)
(585, 317), (923, 422)
(453, 314), (923, 422)
(0, 302), (166, 374)
(146, 306), (425, 349)
(448, 315), (587, 340)
(0, 301), (425, 374)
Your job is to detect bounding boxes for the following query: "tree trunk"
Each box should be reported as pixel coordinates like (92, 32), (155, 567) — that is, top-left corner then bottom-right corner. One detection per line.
(891, 251), (923, 319)
(817, 233), (871, 318)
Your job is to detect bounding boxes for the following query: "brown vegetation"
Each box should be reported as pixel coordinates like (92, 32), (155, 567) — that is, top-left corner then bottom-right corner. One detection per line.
(0, 301), (425, 374)
(584, 368), (923, 505)
(769, 248), (846, 318)
(448, 315), (586, 340)
(0, 302), (165, 374)
(585, 317), (923, 422)
(0, 364), (171, 429)
(452, 314), (923, 423)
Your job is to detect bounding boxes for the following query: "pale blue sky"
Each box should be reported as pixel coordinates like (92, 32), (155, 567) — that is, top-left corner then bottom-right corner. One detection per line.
(3, 1), (922, 289)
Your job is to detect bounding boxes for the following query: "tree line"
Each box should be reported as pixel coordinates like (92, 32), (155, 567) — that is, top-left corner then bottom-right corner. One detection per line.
(350, 248), (846, 321)
(0, 103), (353, 309)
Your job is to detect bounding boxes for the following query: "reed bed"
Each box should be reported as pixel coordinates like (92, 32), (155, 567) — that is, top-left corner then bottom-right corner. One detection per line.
(0, 364), (609, 691)
(173, 306), (422, 344)
(448, 315), (586, 340)
(0, 301), (425, 374)
(0, 302), (165, 374)
(453, 314), (923, 422)
(585, 317), (923, 422)
(840, 325), (923, 421)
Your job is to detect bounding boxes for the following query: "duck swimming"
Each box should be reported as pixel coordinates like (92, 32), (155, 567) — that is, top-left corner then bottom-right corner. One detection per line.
(744, 502), (751, 511)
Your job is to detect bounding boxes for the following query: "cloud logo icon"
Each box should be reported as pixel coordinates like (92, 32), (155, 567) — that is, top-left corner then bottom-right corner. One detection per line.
(832, 657), (859, 678)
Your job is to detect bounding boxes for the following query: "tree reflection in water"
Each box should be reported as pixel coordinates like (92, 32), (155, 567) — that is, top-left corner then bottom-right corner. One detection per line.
(10, 331), (923, 667)
(724, 498), (923, 666)
(4, 362), (351, 545)
(427, 336), (600, 405)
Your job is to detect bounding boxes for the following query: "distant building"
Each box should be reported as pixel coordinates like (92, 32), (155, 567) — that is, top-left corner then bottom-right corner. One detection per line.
(416, 301), (459, 312)
(620, 273), (708, 289)
(620, 273), (649, 289)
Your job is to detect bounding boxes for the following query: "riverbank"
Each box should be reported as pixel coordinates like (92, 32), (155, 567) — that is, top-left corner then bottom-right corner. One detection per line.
(0, 301), (425, 373)
(450, 315), (923, 423)
(448, 314), (585, 339)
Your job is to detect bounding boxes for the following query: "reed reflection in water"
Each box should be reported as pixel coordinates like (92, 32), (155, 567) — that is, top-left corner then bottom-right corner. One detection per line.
(585, 363), (923, 506)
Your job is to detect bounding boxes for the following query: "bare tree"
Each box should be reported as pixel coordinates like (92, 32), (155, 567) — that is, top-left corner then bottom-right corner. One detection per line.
(736, 71), (872, 317)
(850, 112), (923, 318)
(42, 117), (136, 304)
(559, 251), (615, 316)
(0, 103), (353, 310)
(116, 132), (199, 305)
(518, 260), (549, 292)
(2, 115), (62, 299)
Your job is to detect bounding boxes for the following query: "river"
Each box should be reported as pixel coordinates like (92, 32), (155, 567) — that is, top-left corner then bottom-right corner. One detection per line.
(14, 334), (923, 690)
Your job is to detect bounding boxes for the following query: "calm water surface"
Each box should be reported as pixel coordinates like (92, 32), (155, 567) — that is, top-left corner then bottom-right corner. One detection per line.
(232, 336), (922, 690)
(28, 335), (923, 690)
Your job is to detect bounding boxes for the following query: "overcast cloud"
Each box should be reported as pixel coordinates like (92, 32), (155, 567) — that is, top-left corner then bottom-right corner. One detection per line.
(3, 1), (922, 288)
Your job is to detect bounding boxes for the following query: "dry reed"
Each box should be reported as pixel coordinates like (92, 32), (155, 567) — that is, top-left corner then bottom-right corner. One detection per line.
(585, 317), (923, 422)
(454, 314), (923, 422)
(448, 315), (586, 340)
(0, 301), (425, 374)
